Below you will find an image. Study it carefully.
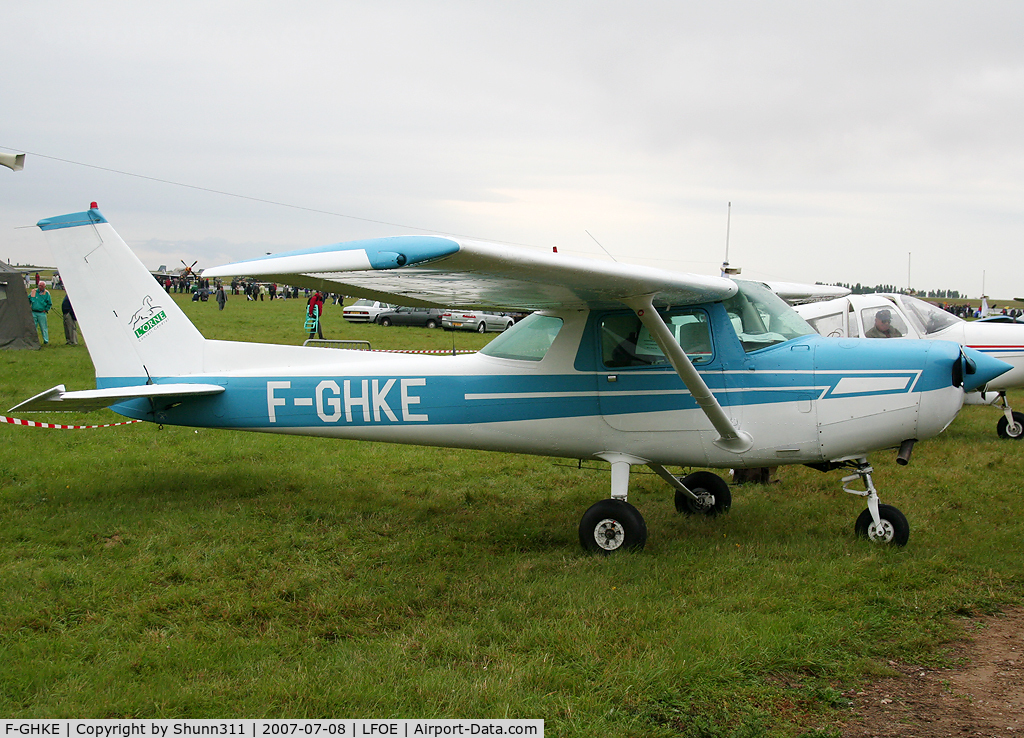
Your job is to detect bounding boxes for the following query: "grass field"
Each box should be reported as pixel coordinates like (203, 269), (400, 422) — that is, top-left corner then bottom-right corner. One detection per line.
(1, 291), (1022, 735)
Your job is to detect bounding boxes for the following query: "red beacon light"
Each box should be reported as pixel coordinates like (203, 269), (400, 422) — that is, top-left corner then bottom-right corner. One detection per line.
(90, 202), (98, 209)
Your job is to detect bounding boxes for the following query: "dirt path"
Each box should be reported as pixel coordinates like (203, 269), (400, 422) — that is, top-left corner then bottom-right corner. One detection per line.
(840, 608), (1024, 737)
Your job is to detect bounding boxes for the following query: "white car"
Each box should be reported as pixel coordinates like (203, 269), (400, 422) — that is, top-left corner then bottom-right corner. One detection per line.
(441, 310), (515, 333)
(342, 299), (395, 323)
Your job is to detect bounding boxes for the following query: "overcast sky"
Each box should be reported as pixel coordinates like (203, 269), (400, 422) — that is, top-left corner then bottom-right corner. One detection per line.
(3, 1), (1024, 299)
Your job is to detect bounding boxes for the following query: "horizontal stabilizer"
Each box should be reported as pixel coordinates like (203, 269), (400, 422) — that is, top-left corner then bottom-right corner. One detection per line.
(10, 383), (226, 413)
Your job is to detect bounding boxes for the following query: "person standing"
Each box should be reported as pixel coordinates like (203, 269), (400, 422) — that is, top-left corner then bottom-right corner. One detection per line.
(62, 294), (78, 345)
(28, 282), (53, 345)
(216, 283), (227, 311)
(307, 290), (325, 339)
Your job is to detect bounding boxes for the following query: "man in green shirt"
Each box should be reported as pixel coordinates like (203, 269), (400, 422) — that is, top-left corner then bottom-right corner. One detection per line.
(28, 282), (52, 345)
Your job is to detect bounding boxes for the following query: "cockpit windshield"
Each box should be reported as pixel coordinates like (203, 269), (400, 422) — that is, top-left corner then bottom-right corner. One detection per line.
(723, 280), (817, 352)
(899, 296), (962, 335)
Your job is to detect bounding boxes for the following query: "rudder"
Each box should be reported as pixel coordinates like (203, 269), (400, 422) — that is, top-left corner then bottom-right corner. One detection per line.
(38, 206), (206, 383)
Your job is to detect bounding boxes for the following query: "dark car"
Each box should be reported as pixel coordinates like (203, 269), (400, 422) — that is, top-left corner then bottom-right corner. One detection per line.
(376, 307), (445, 328)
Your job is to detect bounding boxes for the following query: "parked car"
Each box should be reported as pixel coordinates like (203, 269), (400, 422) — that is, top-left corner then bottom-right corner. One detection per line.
(342, 299), (395, 323)
(441, 310), (515, 332)
(376, 307), (445, 328)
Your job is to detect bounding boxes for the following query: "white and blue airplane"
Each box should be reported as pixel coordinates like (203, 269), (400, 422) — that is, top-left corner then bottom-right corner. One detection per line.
(12, 205), (1012, 551)
(796, 293), (1024, 439)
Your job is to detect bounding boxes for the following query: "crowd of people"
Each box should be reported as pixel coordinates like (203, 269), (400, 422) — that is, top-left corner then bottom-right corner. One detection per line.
(22, 268), (340, 348)
(153, 275), (335, 337)
(26, 269), (1022, 350)
(940, 302), (1024, 320)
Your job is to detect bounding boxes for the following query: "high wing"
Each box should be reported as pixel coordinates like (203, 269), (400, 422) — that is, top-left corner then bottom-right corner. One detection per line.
(202, 236), (738, 311)
(762, 281), (851, 305)
(204, 234), (749, 450)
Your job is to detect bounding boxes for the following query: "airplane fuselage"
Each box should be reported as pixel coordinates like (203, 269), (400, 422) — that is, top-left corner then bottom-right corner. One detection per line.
(106, 306), (966, 470)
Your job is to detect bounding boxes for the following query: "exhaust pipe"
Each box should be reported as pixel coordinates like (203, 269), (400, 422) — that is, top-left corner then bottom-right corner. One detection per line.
(896, 439), (915, 466)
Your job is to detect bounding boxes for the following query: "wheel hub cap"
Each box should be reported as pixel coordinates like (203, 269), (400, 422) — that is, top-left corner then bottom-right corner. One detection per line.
(594, 518), (625, 551)
(868, 520), (895, 543)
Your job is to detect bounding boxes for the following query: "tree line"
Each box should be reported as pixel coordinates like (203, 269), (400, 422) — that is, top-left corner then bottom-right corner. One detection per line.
(828, 283), (961, 299)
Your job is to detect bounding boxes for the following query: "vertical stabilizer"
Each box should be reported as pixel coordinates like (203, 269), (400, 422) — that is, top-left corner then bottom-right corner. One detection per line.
(38, 206), (206, 383)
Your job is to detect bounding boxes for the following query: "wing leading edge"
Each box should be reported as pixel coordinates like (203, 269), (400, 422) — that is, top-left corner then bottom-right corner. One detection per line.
(202, 236), (739, 311)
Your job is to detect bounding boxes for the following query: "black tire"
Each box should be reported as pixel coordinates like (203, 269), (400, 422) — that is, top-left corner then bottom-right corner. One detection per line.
(503, 320), (513, 331)
(379, 317), (392, 327)
(675, 471), (732, 516)
(996, 411), (1024, 439)
(425, 319), (438, 329)
(855, 504), (910, 546)
(579, 499), (647, 554)
(476, 322), (486, 333)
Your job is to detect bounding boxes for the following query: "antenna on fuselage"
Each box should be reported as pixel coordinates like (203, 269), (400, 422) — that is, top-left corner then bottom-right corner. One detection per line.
(721, 202), (741, 278)
(585, 230), (617, 262)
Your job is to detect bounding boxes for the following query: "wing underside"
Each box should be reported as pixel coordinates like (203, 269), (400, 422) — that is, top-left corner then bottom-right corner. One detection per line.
(202, 236), (738, 310)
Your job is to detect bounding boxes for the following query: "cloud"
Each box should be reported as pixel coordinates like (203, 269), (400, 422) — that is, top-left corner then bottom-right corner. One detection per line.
(3, 1), (1024, 297)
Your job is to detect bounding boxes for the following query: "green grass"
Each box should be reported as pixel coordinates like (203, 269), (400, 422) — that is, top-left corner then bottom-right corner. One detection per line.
(1, 291), (1022, 735)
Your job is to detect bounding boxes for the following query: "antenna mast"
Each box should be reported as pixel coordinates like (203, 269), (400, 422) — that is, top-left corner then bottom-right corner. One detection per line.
(721, 202), (740, 277)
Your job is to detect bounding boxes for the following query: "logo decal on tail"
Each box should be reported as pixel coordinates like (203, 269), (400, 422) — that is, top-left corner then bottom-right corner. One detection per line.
(130, 295), (168, 340)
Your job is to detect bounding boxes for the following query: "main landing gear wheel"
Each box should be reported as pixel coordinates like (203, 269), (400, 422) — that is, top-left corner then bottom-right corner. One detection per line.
(579, 499), (648, 554)
(997, 411), (1024, 439)
(675, 471), (732, 516)
(855, 504), (910, 546)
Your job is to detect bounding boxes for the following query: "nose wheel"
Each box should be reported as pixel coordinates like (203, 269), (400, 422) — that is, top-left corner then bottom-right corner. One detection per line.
(854, 504), (909, 545)
(842, 460), (910, 547)
(991, 392), (1023, 439)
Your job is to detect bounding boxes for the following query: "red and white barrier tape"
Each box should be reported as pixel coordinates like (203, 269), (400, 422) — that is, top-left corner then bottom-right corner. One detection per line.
(369, 348), (477, 354)
(1, 415), (142, 430)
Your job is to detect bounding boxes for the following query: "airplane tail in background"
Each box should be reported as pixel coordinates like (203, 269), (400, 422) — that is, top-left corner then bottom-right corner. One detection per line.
(38, 206), (207, 384)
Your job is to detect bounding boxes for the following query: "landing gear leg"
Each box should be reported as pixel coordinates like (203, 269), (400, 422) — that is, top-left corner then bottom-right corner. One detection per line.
(995, 392), (1024, 440)
(579, 454), (648, 554)
(841, 459), (909, 546)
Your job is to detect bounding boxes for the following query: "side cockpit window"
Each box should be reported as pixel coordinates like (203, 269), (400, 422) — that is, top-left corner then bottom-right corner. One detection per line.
(601, 309), (713, 368)
(860, 307), (907, 338)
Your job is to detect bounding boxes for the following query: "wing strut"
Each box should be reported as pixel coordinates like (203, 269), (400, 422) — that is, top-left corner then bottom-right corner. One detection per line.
(624, 294), (753, 453)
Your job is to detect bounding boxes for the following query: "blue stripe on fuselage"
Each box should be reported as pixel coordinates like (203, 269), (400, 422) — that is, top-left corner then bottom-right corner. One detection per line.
(102, 357), (942, 429)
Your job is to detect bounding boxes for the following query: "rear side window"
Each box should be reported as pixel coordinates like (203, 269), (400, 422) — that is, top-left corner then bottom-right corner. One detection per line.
(601, 309), (713, 367)
(480, 314), (563, 361)
(807, 311), (845, 337)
